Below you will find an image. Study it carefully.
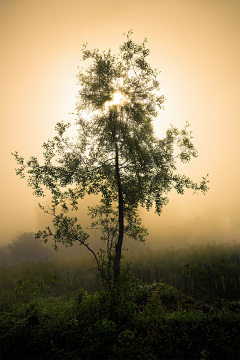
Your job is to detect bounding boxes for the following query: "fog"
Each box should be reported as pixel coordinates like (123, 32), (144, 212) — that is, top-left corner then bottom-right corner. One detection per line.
(1, 0), (239, 250)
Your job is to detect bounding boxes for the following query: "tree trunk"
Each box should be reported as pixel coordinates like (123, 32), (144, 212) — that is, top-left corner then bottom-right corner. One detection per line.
(113, 143), (124, 286)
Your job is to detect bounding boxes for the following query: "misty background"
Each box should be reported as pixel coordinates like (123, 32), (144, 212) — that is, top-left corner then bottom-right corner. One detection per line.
(1, 0), (240, 260)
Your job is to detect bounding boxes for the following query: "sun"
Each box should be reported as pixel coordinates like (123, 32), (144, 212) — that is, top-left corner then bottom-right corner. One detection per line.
(111, 91), (126, 105)
(104, 91), (128, 112)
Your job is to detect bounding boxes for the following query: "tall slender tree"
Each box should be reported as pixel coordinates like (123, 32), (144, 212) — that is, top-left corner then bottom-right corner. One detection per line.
(13, 31), (209, 287)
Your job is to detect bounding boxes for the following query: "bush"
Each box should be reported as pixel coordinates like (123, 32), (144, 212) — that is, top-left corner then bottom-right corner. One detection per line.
(1, 279), (240, 360)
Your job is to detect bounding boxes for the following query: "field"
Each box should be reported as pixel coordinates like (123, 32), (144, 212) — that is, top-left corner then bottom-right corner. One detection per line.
(1, 241), (240, 360)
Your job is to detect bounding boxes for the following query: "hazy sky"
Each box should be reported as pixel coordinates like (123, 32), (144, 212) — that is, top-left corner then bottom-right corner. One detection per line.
(1, 0), (240, 250)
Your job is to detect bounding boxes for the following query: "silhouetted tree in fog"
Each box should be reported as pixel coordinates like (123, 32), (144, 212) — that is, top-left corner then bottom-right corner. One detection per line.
(13, 31), (209, 288)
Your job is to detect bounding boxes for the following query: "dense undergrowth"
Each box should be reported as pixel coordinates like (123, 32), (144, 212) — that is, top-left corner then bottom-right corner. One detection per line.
(1, 242), (240, 360)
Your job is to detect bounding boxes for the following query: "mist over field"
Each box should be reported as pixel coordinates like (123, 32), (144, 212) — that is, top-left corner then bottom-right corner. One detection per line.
(1, 191), (239, 257)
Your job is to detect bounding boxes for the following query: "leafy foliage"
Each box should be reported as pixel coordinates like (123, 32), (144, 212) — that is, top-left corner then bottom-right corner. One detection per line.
(1, 279), (240, 360)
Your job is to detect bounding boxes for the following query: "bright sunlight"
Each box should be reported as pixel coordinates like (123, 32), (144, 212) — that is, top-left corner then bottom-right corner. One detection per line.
(104, 92), (129, 112)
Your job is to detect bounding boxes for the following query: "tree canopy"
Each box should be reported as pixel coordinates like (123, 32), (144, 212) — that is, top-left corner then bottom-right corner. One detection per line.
(13, 31), (209, 287)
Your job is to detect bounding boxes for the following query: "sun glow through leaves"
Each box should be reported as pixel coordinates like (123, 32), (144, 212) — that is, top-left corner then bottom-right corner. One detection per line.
(105, 91), (127, 108)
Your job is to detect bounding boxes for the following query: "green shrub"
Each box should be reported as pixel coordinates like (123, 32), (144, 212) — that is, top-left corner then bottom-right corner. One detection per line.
(1, 278), (240, 360)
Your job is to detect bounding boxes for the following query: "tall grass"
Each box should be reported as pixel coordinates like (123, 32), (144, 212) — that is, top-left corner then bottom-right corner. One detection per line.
(0, 241), (239, 309)
(122, 241), (240, 299)
(0, 254), (99, 309)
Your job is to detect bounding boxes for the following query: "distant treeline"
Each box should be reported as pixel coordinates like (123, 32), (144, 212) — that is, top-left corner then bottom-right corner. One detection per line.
(0, 233), (55, 266)
(0, 230), (146, 266)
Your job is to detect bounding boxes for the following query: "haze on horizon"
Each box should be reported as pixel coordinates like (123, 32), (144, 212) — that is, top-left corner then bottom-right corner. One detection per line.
(0, 0), (239, 252)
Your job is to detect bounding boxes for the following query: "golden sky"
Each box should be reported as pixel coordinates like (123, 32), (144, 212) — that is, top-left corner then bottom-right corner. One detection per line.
(1, 0), (240, 249)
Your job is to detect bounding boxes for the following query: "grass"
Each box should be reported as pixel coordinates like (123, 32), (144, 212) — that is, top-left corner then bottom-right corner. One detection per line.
(0, 241), (240, 359)
(0, 254), (99, 309)
(122, 241), (240, 302)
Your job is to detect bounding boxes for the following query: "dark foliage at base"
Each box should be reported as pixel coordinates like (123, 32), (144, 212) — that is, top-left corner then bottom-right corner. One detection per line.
(1, 273), (240, 360)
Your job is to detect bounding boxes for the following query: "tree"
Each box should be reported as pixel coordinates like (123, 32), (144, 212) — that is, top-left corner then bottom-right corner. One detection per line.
(0, 232), (54, 266)
(12, 31), (209, 288)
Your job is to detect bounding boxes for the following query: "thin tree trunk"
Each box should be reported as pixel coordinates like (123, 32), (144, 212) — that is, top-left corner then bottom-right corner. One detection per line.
(113, 143), (124, 286)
